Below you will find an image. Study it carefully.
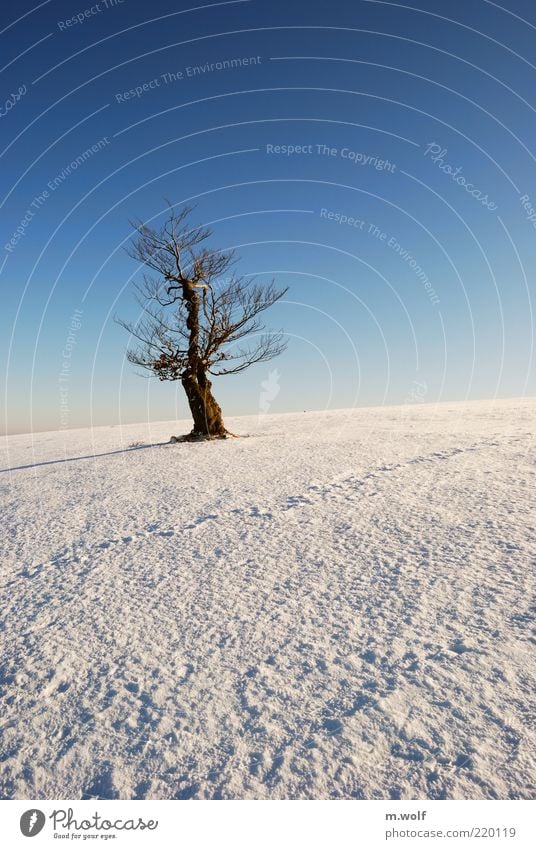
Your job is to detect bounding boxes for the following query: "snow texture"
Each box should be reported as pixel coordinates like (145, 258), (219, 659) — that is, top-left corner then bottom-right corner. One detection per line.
(0, 399), (535, 800)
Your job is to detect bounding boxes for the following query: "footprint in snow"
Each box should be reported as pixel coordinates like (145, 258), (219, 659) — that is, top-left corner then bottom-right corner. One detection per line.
(285, 495), (314, 509)
(323, 718), (344, 737)
(184, 514), (218, 529)
(448, 640), (474, 655)
(249, 506), (272, 519)
(21, 564), (43, 579)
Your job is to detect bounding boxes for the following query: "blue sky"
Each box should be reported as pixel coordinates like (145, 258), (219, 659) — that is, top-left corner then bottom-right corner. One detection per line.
(1, 0), (535, 434)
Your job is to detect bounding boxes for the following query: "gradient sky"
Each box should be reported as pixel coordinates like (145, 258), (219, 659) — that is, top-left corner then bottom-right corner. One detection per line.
(1, 0), (535, 434)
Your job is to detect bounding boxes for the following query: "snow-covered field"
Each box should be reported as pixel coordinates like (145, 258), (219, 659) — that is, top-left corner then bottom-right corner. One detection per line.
(1, 399), (535, 800)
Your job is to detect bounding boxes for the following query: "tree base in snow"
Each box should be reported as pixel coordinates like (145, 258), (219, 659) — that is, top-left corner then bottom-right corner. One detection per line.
(169, 430), (236, 443)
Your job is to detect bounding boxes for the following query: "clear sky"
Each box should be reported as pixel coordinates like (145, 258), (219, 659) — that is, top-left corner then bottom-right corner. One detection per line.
(1, 0), (535, 434)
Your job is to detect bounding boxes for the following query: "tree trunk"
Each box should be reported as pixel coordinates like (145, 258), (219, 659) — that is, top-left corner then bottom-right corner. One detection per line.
(181, 372), (226, 437)
(180, 279), (227, 438)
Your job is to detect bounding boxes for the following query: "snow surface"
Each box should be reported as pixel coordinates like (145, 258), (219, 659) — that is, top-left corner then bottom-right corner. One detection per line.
(1, 399), (535, 800)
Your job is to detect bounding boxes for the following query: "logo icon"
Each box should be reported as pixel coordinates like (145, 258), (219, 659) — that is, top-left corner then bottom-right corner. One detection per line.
(20, 810), (45, 837)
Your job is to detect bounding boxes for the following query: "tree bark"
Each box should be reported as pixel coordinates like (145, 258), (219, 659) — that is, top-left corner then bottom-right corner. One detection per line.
(181, 280), (227, 438)
(181, 373), (226, 437)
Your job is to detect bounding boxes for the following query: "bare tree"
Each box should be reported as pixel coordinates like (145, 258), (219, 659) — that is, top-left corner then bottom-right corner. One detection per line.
(117, 205), (288, 440)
